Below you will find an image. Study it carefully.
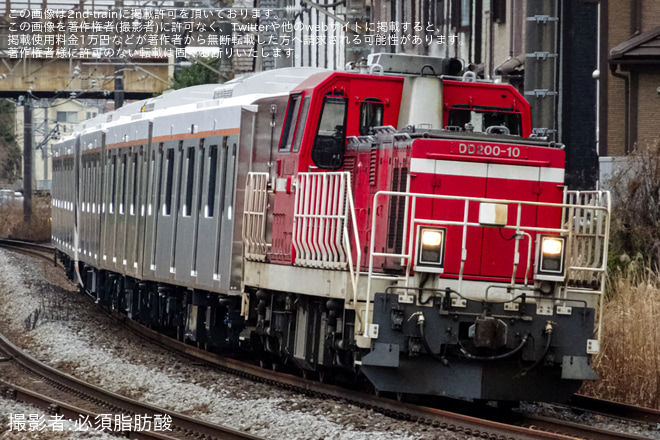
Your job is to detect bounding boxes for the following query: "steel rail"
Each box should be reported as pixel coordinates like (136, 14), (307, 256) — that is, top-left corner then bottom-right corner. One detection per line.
(0, 379), (179, 440)
(508, 412), (650, 440)
(568, 394), (660, 426)
(0, 330), (263, 440)
(122, 317), (653, 440)
(0, 238), (57, 265)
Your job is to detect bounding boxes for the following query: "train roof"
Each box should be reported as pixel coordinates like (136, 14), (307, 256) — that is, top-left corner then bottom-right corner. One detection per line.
(74, 67), (327, 136)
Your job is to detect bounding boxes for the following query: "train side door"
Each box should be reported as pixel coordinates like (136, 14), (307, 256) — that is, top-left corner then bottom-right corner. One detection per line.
(173, 137), (201, 286)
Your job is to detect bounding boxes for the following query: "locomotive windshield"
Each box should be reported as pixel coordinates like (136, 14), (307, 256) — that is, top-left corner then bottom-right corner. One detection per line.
(447, 105), (522, 135)
(311, 96), (347, 170)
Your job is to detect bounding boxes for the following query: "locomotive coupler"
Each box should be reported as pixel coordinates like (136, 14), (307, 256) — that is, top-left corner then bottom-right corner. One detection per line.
(440, 287), (453, 313)
(519, 292), (527, 316)
(471, 316), (508, 349)
(390, 308), (404, 330)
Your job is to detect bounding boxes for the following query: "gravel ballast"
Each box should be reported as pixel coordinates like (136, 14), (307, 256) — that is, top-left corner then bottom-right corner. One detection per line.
(0, 250), (459, 439)
(1, 248), (658, 440)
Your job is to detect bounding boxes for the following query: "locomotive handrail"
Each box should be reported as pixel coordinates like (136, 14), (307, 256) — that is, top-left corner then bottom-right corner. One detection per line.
(293, 172), (350, 268)
(243, 172), (361, 300)
(242, 173), (270, 261)
(564, 190), (611, 346)
(342, 174), (361, 309)
(362, 189), (610, 342)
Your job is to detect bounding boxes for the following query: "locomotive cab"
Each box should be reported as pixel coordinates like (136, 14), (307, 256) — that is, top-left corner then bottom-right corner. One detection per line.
(268, 71), (404, 264)
(243, 55), (610, 402)
(276, 71), (404, 174)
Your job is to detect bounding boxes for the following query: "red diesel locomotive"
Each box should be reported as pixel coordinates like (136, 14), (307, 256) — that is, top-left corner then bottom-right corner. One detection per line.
(52, 54), (610, 403)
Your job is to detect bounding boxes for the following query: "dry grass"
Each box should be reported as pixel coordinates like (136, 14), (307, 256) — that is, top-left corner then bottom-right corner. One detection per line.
(584, 138), (660, 408)
(0, 193), (51, 242)
(580, 261), (660, 409)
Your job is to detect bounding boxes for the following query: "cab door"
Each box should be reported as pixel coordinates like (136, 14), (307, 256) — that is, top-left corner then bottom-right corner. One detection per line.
(270, 92), (313, 264)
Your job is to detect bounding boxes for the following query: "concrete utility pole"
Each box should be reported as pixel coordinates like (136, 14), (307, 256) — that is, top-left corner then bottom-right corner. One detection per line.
(23, 96), (32, 221)
(113, 0), (125, 109)
(114, 63), (125, 109)
(524, 0), (559, 141)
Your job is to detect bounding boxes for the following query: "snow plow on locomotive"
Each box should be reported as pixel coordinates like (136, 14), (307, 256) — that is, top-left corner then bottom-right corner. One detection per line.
(52, 54), (610, 403)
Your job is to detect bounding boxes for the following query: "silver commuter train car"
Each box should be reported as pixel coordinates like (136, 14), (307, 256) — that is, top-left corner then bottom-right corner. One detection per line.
(52, 68), (324, 337)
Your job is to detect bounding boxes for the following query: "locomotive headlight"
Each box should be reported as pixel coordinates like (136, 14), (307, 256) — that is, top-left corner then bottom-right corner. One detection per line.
(421, 229), (443, 247)
(536, 235), (566, 281)
(416, 227), (446, 272)
(542, 238), (563, 255)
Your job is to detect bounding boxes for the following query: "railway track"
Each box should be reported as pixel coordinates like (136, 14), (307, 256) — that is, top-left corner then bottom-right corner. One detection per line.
(118, 318), (658, 440)
(0, 238), (57, 266)
(0, 330), (264, 440)
(567, 395), (660, 427)
(2, 239), (658, 440)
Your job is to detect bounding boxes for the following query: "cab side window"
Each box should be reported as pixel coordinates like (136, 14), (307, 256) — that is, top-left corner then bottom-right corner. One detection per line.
(311, 96), (347, 170)
(447, 105), (522, 135)
(280, 95), (301, 153)
(293, 97), (310, 153)
(359, 98), (384, 135)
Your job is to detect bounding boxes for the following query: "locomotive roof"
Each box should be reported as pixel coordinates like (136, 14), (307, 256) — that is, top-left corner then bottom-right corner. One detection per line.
(289, 70), (404, 95)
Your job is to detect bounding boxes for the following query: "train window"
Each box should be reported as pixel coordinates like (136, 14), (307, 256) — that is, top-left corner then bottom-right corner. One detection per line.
(110, 155), (117, 214)
(120, 154), (127, 214)
(151, 149), (162, 267)
(197, 139), (206, 214)
(176, 144), (185, 214)
(228, 143), (237, 219)
(80, 157), (86, 208)
(219, 138), (229, 215)
(150, 150), (158, 217)
(95, 158), (100, 214)
(447, 105), (522, 135)
(280, 95), (301, 152)
(207, 145), (218, 218)
(164, 148), (174, 216)
(131, 153), (138, 215)
(292, 97), (310, 153)
(86, 160), (91, 209)
(184, 147), (195, 217)
(359, 98), (384, 136)
(312, 96), (348, 170)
